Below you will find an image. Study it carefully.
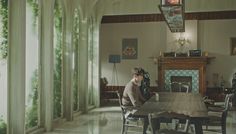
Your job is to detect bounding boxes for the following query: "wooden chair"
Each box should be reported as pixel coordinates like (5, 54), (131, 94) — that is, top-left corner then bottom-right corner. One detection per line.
(206, 93), (232, 112)
(170, 82), (192, 132)
(116, 91), (144, 134)
(170, 82), (181, 92)
(205, 93), (234, 134)
(180, 82), (191, 93)
(148, 112), (191, 134)
(170, 82), (191, 93)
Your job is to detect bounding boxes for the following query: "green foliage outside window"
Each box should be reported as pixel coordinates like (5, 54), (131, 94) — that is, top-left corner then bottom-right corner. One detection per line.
(0, 0), (7, 133)
(27, 0), (63, 119)
(73, 9), (79, 111)
(25, 0), (39, 129)
(53, 0), (63, 118)
(0, 0), (8, 59)
(27, 0), (39, 28)
(25, 70), (39, 129)
(0, 116), (6, 134)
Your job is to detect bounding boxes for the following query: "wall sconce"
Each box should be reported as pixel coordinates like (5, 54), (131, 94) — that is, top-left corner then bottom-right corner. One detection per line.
(176, 33), (190, 46)
(178, 37), (188, 46)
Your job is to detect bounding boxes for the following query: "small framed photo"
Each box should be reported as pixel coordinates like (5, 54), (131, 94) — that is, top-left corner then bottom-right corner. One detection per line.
(231, 37), (236, 56)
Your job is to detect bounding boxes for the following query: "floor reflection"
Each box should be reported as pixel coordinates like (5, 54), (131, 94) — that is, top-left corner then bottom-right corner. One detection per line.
(43, 107), (236, 134)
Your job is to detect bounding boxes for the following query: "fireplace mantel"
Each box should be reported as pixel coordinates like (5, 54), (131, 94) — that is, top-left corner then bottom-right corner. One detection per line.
(158, 56), (215, 95)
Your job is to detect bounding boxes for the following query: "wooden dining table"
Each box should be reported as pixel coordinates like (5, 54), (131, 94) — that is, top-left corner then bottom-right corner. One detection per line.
(133, 92), (208, 134)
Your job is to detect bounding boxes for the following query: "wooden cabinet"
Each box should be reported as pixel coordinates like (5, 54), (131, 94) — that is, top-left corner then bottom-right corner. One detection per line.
(206, 87), (225, 102)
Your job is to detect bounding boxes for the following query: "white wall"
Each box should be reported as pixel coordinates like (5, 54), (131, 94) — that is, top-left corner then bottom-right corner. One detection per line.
(100, 22), (166, 86)
(199, 19), (236, 87)
(100, 19), (236, 88)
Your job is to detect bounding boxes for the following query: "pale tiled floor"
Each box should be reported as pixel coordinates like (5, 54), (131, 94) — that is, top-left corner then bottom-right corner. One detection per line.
(43, 107), (236, 134)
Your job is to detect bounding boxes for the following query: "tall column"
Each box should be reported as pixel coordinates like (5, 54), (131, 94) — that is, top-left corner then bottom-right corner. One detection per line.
(92, 1), (108, 107)
(79, 19), (89, 112)
(40, 0), (55, 131)
(92, 21), (101, 107)
(62, 0), (74, 121)
(8, 0), (26, 133)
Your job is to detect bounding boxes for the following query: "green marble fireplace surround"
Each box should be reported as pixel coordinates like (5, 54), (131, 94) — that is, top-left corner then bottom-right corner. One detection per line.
(164, 69), (199, 93)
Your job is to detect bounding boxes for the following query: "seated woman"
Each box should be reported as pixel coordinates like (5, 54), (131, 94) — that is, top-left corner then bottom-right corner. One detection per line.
(122, 67), (149, 134)
(122, 67), (146, 107)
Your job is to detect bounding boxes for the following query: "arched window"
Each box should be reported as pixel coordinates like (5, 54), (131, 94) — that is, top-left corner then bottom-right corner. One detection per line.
(0, 0), (8, 133)
(53, 0), (63, 119)
(88, 17), (95, 106)
(72, 8), (80, 112)
(25, 0), (40, 130)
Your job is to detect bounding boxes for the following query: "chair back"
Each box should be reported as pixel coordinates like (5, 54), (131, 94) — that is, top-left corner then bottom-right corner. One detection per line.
(221, 93), (233, 134)
(116, 91), (122, 106)
(116, 91), (126, 119)
(170, 82), (181, 92)
(180, 82), (191, 93)
(224, 93), (234, 111)
(170, 82), (190, 93)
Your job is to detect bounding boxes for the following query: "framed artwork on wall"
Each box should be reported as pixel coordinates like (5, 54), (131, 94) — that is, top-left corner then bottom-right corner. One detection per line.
(122, 38), (138, 59)
(231, 37), (236, 56)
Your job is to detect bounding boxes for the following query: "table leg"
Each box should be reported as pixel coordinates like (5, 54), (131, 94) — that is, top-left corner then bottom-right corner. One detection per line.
(194, 120), (203, 134)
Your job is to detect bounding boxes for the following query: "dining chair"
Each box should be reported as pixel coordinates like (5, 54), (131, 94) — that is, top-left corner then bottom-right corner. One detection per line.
(170, 82), (191, 93)
(170, 82), (192, 132)
(170, 82), (181, 92)
(206, 93), (233, 112)
(180, 82), (191, 93)
(148, 112), (191, 134)
(205, 93), (234, 134)
(116, 91), (144, 134)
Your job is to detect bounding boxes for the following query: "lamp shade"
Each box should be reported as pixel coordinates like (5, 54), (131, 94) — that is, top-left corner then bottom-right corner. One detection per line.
(161, 0), (182, 5)
(109, 55), (121, 63)
(159, 0), (185, 32)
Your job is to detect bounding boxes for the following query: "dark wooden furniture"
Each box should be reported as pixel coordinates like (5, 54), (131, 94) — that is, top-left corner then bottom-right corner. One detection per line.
(100, 85), (123, 106)
(158, 56), (215, 95)
(205, 87), (234, 102)
(133, 92), (208, 134)
(206, 87), (225, 102)
(100, 85), (158, 105)
(100, 78), (117, 105)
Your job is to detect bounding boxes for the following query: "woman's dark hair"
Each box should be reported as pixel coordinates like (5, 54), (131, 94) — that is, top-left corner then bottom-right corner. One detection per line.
(140, 69), (151, 100)
(132, 67), (144, 76)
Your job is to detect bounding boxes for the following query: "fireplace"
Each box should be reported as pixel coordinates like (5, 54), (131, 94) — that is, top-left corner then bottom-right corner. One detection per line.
(170, 76), (192, 92)
(165, 69), (198, 92)
(158, 56), (215, 95)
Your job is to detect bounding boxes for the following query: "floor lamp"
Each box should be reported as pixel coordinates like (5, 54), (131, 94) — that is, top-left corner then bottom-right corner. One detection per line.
(109, 55), (121, 90)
